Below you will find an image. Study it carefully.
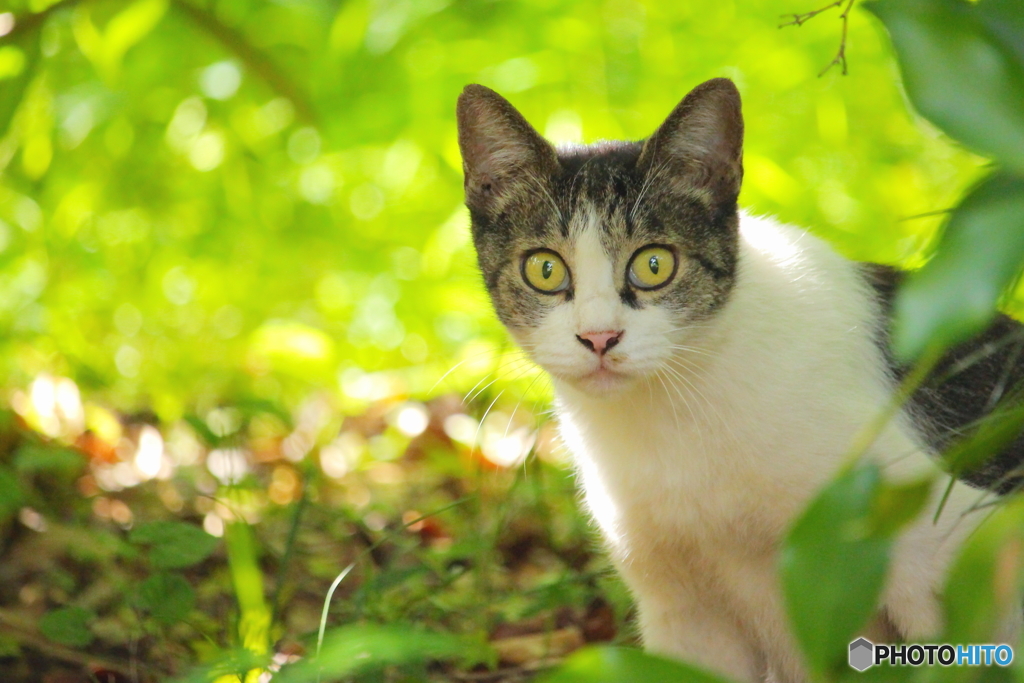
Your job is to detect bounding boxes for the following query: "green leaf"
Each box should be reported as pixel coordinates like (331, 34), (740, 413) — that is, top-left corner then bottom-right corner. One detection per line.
(866, 0), (1024, 175)
(0, 465), (25, 520)
(138, 572), (196, 625)
(920, 498), (1024, 683)
(38, 606), (95, 648)
(72, 0), (169, 82)
(944, 497), (1024, 647)
(943, 400), (1024, 479)
(0, 633), (21, 659)
(273, 624), (492, 683)
(892, 171), (1024, 361)
(169, 649), (271, 683)
(13, 445), (85, 476)
(536, 646), (736, 683)
(868, 476), (933, 537)
(837, 662), (908, 683)
(978, 0), (1024, 69)
(780, 463), (893, 677)
(130, 521), (219, 569)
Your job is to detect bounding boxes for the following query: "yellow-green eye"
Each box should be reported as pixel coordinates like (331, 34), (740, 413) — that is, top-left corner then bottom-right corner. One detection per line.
(523, 250), (569, 293)
(628, 246), (676, 290)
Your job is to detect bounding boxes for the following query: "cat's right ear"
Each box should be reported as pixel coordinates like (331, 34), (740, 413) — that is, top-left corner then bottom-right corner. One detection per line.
(638, 78), (744, 207)
(457, 85), (559, 214)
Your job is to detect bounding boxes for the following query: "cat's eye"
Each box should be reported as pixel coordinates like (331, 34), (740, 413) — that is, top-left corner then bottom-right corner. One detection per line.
(628, 246), (677, 290)
(522, 250), (570, 294)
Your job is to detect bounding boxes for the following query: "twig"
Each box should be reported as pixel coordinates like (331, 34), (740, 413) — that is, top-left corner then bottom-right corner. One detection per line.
(779, 0), (843, 28)
(168, 0), (317, 124)
(819, 0), (858, 76)
(270, 476), (310, 624)
(780, 0), (858, 76)
(898, 208), (955, 222)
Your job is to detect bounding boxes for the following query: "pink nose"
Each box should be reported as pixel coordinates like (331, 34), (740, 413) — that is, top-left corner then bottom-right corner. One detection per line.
(576, 330), (623, 355)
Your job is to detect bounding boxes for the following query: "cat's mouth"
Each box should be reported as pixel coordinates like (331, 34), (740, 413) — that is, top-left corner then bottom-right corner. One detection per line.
(572, 363), (631, 392)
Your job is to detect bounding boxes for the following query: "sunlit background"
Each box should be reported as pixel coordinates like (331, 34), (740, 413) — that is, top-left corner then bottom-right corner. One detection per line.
(0, 0), (994, 676)
(1, 0), (985, 490)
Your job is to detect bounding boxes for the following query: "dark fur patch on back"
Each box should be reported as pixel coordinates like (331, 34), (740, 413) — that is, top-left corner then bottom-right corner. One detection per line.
(865, 264), (1024, 493)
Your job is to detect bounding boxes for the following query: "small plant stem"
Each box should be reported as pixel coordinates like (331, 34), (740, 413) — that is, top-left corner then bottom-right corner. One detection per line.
(270, 476), (310, 625)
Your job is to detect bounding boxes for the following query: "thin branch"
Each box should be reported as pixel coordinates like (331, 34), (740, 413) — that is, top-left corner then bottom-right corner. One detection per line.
(168, 0), (317, 125)
(898, 207), (955, 222)
(780, 0), (858, 76)
(819, 0), (857, 76)
(270, 478), (310, 624)
(779, 0), (843, 28)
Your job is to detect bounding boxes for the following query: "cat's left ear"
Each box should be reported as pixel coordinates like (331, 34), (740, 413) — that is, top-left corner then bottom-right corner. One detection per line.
(638, 78), (744, 206)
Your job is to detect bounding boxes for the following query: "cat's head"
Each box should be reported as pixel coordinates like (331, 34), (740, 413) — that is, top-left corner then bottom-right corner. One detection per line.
(456, 78), (743, 394)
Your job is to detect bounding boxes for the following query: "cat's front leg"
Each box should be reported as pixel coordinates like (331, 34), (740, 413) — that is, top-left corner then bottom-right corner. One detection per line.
(636, 592), (765, 683)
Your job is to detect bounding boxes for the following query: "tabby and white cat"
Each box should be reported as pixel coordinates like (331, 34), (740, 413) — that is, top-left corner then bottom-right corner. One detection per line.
(456, 78), (1021, 682)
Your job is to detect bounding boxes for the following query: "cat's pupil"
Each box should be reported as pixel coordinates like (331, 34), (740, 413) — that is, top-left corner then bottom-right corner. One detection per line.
(649, 255), (660, 274)
(542, 261), (553, 279)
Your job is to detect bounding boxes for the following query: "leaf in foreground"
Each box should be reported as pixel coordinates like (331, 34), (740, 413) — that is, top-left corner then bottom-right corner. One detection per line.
(943, 497), (1024, 652)
(170, 650), (271, 683)
(536, 646), (736, 683)
(780, 463), (928, 677)
(272, 624), (492, 683)
(866, 0), (1024, 175)
(891, 172), (1024, 361)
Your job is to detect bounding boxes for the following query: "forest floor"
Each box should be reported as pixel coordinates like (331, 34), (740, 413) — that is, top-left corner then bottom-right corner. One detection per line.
(0, 391), (635, 682)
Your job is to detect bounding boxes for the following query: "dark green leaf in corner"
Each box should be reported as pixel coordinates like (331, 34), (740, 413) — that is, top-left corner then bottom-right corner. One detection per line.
(866, 0), (1024, 175)
(781, 464), (893, 677)
(130, 521), (219, 569)
(138, 572), (196, 625)
(537, 646), (738, 683)
(891, 172), (1024, 361)
(942, 497), (1024, 654)
(39, 606), (96, 648)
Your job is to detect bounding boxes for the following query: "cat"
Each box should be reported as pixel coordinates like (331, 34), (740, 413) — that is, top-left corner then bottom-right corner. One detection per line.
(455, 78), (1022, 683)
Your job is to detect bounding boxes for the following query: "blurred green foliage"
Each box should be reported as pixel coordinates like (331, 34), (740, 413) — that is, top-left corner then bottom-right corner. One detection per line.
(5, 0), (1024, 681)
(0, 0), (985, 420)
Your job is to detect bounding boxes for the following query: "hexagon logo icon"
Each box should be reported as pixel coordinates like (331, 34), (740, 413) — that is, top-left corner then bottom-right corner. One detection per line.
(849, 637), (875, 671)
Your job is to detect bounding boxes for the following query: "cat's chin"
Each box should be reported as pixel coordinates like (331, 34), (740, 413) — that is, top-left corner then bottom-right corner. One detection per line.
(565, 367), (634, 394)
